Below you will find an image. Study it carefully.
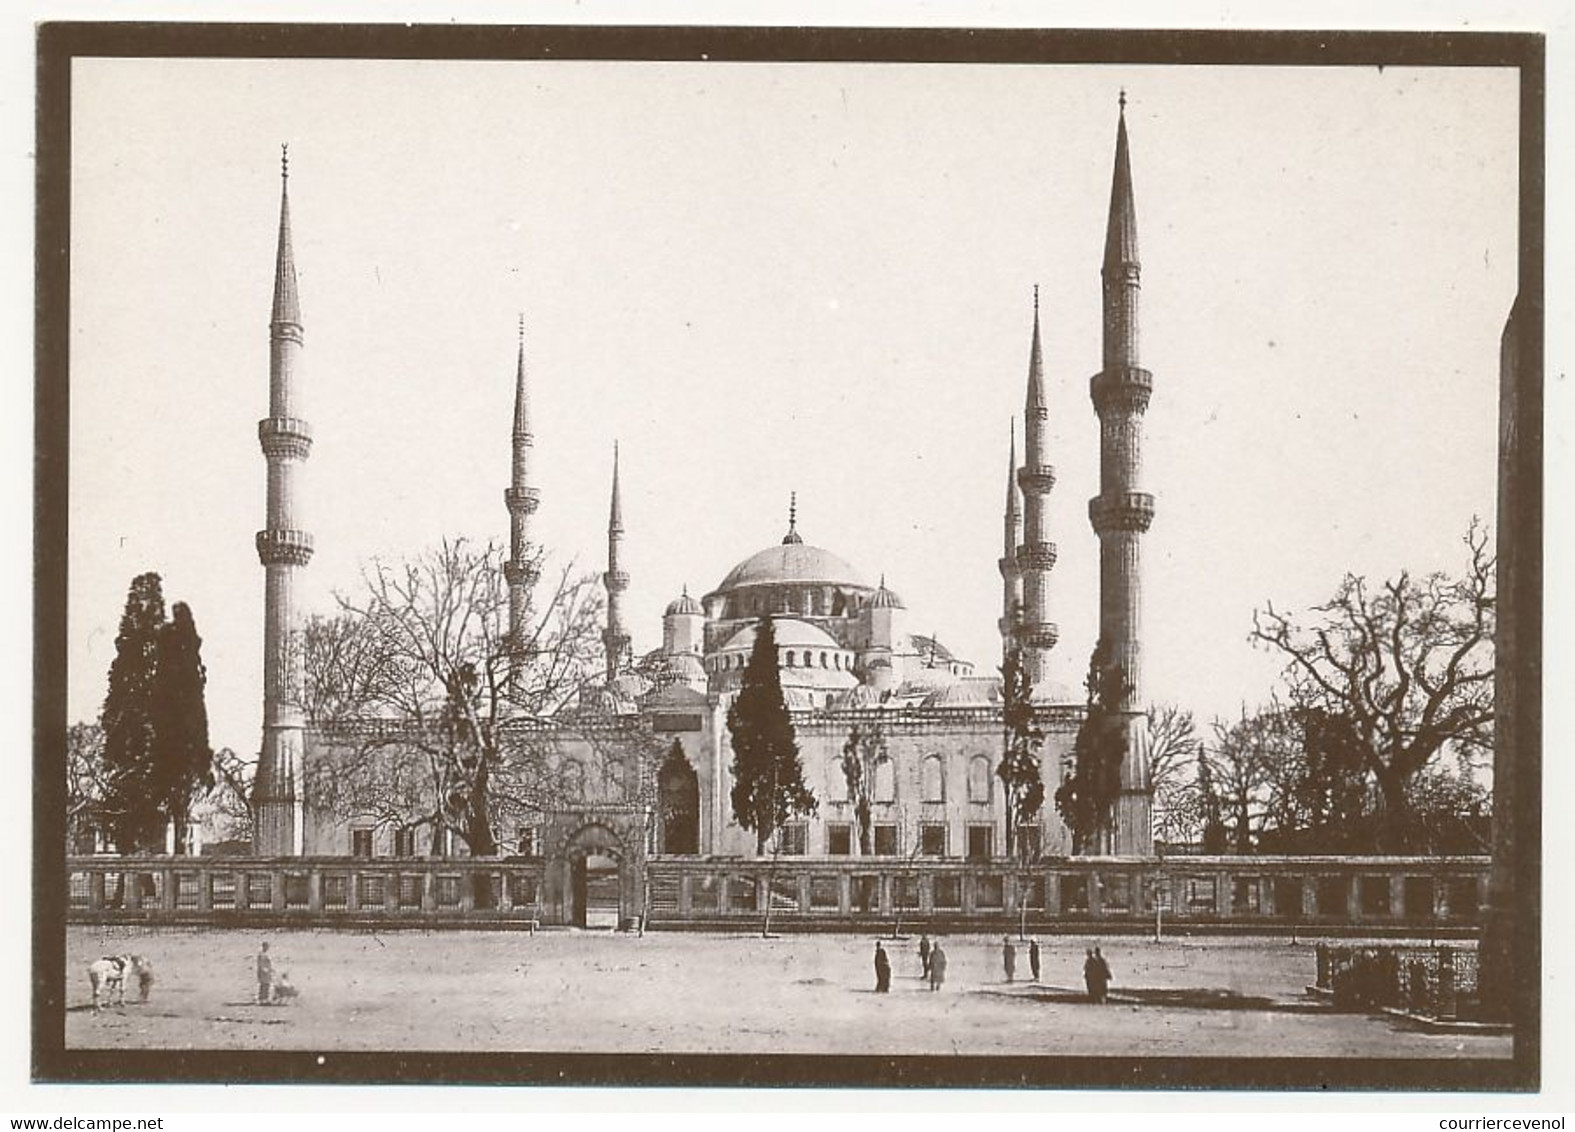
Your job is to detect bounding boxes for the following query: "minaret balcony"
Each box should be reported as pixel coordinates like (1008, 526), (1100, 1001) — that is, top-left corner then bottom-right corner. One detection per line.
(256, 528), (315, 566)
(1015, 540), (1058, 573)
(997, 554), (1022, 579)
(504, 486), (541, 514)
(1090, 366), (1153, 415)
(504, 559), (540, 587)
(1015, 463), (1056, 496)
(1017, 621), (1059, 651)
(1089, 491), (1156, 533)
(604, 569), (630, 593)
(258, 417), (313, 460)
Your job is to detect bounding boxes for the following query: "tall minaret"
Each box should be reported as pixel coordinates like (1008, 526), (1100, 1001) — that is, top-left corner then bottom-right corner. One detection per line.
(602, 443), (631, 682)
(997, 418), (1023, 662)
(1014, 285), (1059, 687)
(503, 315), (540, 680)
(1088, 92), (1156, 854)
(253, 146), (313, 856)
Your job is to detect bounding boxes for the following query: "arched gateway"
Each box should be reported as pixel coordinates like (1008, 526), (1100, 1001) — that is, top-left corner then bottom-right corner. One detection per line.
(546, 819), (645, 929)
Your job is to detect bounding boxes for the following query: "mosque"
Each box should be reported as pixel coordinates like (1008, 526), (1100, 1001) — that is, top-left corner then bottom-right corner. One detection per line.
(252, 97), (1156, 871)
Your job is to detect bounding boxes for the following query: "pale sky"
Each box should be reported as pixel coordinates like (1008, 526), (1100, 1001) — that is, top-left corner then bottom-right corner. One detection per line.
(67, 58), (1518, 759)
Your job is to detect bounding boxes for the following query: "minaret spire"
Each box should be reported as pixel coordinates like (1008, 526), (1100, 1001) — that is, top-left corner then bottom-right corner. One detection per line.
(1014, 286), (1059, 687)
(603, 443), (631, 683)
(1089, 93), (1156, 854)
(504, 314), (540, 677)
(254, 148), (314, 856)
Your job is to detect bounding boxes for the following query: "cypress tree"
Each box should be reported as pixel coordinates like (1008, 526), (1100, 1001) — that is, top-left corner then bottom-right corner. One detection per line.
(997, 646), (1046, 858)
(726, 617), (817, 855)
(149, 601), (215, 854)
(100, 572), (167, 852)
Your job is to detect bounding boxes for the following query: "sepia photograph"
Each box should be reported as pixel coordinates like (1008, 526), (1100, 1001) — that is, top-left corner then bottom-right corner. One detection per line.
(32, 22), (1543, 1092)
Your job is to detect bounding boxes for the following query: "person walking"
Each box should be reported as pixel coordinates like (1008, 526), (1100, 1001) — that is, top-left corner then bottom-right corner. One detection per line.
(1028, 938), (1041, 983)
(874, 941), (891, 993)
(918, 933), (932, 979)
(256, 941), (274, 1005)
(1093, 946), (1112, 1004)
(1082, 948), (1099, 1003)
(1002, 936), (1017, 983)
(929, 941), (948, 992)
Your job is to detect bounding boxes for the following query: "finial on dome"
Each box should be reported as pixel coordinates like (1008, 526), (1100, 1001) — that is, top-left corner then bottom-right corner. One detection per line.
(518, 312), (524, 344)
(782, 491), (803, 545)
(1033, 283), (1039, 316)
(1119, 88), (1127, 113)
(281, 143), (289, 181)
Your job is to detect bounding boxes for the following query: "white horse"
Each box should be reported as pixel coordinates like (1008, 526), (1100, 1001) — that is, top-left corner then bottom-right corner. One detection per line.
(88, 954), (154, 1012)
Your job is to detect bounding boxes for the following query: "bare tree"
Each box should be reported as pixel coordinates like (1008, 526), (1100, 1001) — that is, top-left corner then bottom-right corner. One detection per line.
(1147, 704), (1199, 846)
(1251, 520), (1494, 851)
(206, 746), (257, 847)
(305, 537), (609, 859)
(66, 722), (113, 851)
(840, 718), (886, 856)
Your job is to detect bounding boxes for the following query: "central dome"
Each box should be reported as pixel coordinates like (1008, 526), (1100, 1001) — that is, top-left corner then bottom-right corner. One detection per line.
(713, 541), (868, 595)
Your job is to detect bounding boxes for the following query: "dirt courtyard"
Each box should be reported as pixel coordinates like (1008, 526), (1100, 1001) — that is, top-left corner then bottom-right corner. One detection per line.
(64, 926), (1509, 1059)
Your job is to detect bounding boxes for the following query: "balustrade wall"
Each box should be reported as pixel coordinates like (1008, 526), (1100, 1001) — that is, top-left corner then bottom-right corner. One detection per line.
(67, 854), (1489, 932)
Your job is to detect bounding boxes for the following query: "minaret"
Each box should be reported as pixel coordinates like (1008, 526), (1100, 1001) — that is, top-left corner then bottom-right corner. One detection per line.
(1014, 285), (1059, 687)
(253, 146), (313, 856)
(1088, 92), (1156, 854)
(602, 443), (631, 682)
(504, 315), (540, 680)
(997, 418), (1023, 662)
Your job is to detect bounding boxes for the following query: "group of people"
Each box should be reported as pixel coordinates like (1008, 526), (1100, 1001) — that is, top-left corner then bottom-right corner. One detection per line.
(255, 941), (298, 1005)
(871, 935), (1113, 1002)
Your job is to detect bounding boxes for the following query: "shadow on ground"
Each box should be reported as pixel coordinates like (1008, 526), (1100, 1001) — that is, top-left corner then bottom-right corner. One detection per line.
(983, 984), (1314, 1012)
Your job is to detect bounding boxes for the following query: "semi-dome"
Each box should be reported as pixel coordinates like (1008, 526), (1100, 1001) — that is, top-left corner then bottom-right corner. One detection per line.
(718, 617), (841, 655)
(712, 541), (868, 595)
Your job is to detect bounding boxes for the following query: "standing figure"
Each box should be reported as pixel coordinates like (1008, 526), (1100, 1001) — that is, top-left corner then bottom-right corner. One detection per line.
(1002, 936), (1017, 983)
(929, 942), (948, 992)
(874, 941), (891, 993)
(919, 933), (932, 979)
(1029, 939), (1041, 982)
(1082, 948), (1099, 1002)
(256, 941), (275, 1005)
(1093, 947), (1112, 1003)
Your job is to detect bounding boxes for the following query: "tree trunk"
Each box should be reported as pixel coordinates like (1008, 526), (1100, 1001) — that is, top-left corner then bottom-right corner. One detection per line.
(856, 799), (872, 856)
(1373, 766), (1411, 853)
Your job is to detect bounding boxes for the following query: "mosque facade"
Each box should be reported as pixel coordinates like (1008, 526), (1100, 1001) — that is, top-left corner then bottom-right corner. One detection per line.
(259, 100), (1156, 868)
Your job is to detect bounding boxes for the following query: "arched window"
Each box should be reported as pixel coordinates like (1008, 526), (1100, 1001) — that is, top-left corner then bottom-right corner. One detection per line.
(922, 755), (945, 803)
(820, 651), (828, 668)
(873, 757), (896, 804)
(968, 756), (993, 804)
(785, 650), (796, 668)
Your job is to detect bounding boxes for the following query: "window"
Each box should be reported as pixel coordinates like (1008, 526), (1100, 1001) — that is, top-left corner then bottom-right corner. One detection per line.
(921, 755), (945, 803)
(515, 826), (538, 857)
(778, 822), (808, 856)
(873, 757), (895, 804)
(820, 651), (828, 668)
(967, 756), (993, 804)
(920, 822), (947, 857)
(394, 827), (417, 858)
(873, 823), (898, 856)
(967, 824), (994, 860)
(785, 650), (795, 668)
(827, 824), (853, 856)
(351, 828), (374, 859)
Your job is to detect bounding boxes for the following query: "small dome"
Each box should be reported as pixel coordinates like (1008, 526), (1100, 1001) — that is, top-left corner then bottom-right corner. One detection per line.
(921, 679), (1000, 709)
(870, 575), (904, 609)
(665, 588), (703, 617)
(832, 683), (888, 710)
